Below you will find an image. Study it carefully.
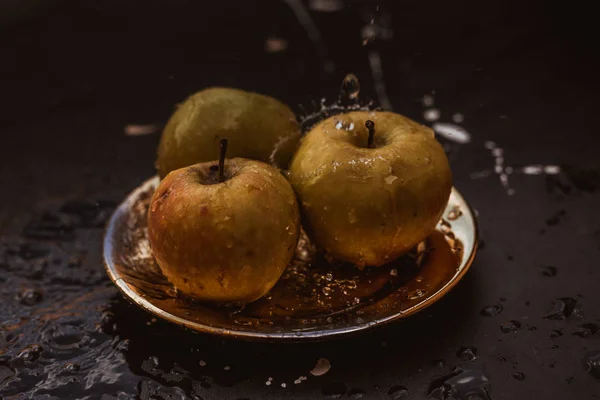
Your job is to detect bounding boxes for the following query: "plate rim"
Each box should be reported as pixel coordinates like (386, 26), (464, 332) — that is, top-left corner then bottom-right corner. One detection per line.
(103, 176), (478, 341)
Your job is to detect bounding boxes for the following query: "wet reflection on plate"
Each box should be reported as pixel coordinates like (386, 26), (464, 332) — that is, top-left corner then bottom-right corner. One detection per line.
(103, 176), (477, 341)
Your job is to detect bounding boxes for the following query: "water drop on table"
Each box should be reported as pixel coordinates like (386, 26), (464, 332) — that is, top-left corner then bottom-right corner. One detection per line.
(64, 362), (81, 373)
(544, 297), (577, 319)
(310, 358), (331, 376)
(539, 265), (557, 277)
(387, 385), (408, 399)
(443, 369), (491, 400)
(571, 323), (599, 338)
(550, 329), (563, 338)
(480, 304), (503, 317)
(17, 288), (43, 306)
(17, 344), (43, 362)
(457, 346), (478, 362)
(347, 388), (366, 398)
(511, 372), (525, 381)
(500, 320), (521, 333)
(584, 351), (600, 380)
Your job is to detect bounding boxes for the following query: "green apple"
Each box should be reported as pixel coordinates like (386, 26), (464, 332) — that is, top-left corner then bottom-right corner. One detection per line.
(288, 111), (452, 267)
(155, 87), (301, 178)
(147, 154), (301, 303)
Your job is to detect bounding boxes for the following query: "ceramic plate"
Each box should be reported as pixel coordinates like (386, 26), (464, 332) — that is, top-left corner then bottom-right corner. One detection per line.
(103, 176), (478, 341)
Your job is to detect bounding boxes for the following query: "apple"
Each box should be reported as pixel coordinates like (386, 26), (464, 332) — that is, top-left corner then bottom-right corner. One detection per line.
(148, 140), (301, 303)
(288, 111), (452, 267)
(155, 87), (301, 178)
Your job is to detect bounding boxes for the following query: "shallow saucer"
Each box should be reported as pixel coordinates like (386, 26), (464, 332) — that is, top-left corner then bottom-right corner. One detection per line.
(103, 176), (478, 341)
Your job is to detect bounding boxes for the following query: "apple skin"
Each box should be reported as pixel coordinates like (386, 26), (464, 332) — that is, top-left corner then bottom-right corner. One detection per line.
(288, 111), (452, 267)
(147, 158), (301, 303)
(156, 87), (301, 178)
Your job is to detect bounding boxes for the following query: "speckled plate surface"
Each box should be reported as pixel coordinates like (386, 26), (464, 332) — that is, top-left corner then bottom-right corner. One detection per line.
(103, 176), (478, 341)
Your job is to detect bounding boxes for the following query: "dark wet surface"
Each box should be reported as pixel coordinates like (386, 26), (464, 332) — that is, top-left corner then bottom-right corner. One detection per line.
(2, 0), (600, 399)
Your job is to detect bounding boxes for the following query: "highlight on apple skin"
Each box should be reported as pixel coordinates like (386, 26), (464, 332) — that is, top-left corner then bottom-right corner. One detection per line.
(288, 111), (452, 267)
(147, 157), (301, 303)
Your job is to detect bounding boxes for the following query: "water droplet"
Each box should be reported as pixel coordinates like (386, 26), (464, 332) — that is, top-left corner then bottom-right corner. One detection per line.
(339, 74), (360, 104)
(264, 37), (288, 53)
(457, 346), (478, 362)
(18, 288), (43, 306)
(430, 368), (490, 400)
(550, 329), (563, 338)
(348, 209), (358, 224)
(501, 320), (522, 333)
(385, 175), (398, 185)
(308, 0), (344, 12)
(322, 287), (332, 296)
(389, 269), (398, 277)
(353, 297), (360, 305)
(423, 108), (440, 122)
(387, 385), (408, 399)
(321, 382), (346, 398)
(347, 388), (366, 398)
(539, 266), (557, 277)
(408, 289), (426, 300)
(17, 344), (43, 362)
(439, 220), (452, 235)
(199, 360), (207, 367)
(452, 113), (464, 123)
(432, 122), (471, 144)
(544, 297), (577, 319)
(511, 372), (525, 381)
(311, 358), (331, 376)
(584, 352), (600, 380)
(422, 95), (435, 107)
(335, 120), (355, 131)
(447, 205), (463, 221)
(149, 356), (159, 368)
(571, 323), (599, 338)
(325, 273), (333, 281)
(64, 362), (81, 373)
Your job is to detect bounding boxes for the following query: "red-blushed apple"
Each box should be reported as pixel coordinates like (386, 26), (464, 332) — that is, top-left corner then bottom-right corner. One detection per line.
(148, 149), (300, 303)
(288, 111), (452, 267)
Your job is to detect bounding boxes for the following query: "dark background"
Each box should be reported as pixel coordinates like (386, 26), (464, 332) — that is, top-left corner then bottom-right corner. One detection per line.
(1, 0), (599, 399)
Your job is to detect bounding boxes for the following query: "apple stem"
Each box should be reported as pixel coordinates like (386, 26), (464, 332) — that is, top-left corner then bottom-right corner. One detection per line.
(219, 138), (228, 182)
(366, 120), (375, 148)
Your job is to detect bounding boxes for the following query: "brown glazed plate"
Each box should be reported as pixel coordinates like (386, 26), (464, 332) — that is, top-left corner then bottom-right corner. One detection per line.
(103, 176), (478, 342)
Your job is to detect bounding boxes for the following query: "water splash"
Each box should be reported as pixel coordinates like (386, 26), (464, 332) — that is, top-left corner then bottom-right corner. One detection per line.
(432, 123), (471, 144)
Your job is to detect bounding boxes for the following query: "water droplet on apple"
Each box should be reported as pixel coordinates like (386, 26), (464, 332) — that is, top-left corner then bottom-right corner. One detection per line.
(348, 209), (358, 224)
(335, 120), (355, 131)
(384, 175), (398, 185)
